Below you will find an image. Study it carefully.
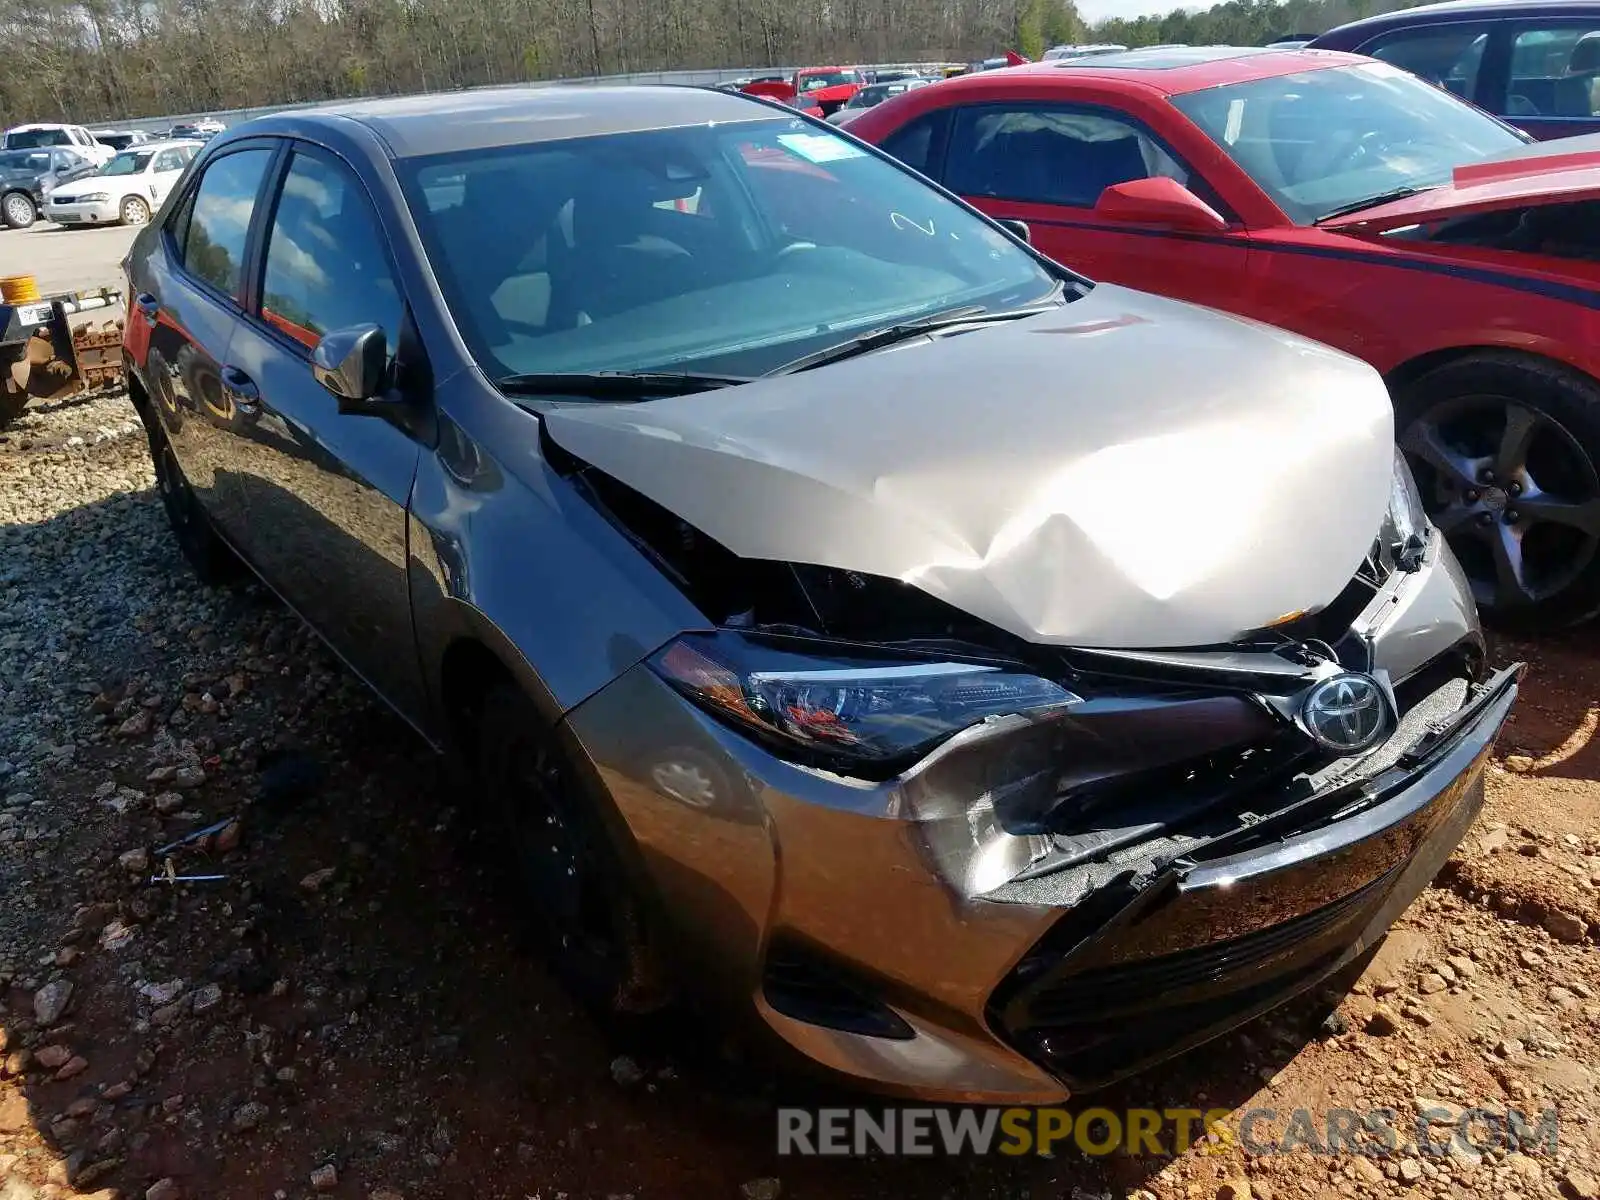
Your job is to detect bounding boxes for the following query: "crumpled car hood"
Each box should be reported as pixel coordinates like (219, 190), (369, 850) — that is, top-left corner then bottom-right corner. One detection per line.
(543, 284), (1396, 648)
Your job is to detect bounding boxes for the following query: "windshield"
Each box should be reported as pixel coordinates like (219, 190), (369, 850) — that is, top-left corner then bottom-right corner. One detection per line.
(1171, 62), (1528, 224)
(401, 118), (1062, 382)
(799, 72), (858, 91)
(0, 150), (50, 172)
(5, 129), (67, 150)
(101, 151), (154, 176)
(848, 84), (903, 108)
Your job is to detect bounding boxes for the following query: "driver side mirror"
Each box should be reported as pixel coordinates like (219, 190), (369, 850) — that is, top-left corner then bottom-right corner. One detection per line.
(1094, 177), (1228, 234)
(312, 324), (392, 413)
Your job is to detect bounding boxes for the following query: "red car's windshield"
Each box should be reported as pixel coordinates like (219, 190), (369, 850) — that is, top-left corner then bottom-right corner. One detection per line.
(800, 72), (859, 91)
(1173, 61), (1528, 224)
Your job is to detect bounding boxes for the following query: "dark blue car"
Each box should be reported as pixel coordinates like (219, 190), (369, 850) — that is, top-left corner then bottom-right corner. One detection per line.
(1310, 0), (1600, 139)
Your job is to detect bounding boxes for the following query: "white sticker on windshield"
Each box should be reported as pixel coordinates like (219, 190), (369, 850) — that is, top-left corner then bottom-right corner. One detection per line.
(777, 133), (867, 163)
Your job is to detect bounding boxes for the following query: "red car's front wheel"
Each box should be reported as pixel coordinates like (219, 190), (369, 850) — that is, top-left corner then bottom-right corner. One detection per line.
(1398, 352), (1600, 630)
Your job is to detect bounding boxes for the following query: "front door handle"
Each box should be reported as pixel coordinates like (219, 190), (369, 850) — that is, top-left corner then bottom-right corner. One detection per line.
(220, 364), (260, 414)
(135, 292), (159, 320)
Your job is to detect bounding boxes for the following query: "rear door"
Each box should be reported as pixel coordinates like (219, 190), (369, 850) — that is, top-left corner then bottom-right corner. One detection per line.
(130, 141), (278, 543)
(930, 100), (1250, 306)
(223, 144), (428, 723)
(149, 147), (194, 206)
(1495, 16), (1600, 140)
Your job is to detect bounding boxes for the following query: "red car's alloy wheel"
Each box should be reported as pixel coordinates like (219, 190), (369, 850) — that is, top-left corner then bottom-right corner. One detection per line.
(1402, 396), (1600, 617)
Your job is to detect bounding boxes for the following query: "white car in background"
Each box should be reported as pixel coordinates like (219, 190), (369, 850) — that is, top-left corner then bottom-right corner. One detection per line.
(2, 123), (116, 166)
(45, 140), (201, 227)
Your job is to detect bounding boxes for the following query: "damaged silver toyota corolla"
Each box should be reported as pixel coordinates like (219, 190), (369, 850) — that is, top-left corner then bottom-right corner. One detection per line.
(125, 86), (1522, 1104)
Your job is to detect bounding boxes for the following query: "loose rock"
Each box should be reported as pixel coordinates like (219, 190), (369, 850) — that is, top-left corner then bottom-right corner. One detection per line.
(33, 978), (72, 1025)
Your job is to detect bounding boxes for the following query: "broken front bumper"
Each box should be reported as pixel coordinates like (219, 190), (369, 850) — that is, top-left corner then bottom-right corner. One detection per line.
(565, 649), (1520, 1104)
(987, 662), (1521, 1091)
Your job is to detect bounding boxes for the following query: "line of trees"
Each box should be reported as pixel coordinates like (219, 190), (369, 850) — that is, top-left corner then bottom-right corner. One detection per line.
(0, 0), (1428, 128)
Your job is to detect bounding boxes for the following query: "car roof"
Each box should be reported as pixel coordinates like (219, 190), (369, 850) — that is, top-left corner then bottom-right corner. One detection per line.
(252, 85), (789, 158)
(6, 123), (79, 132)
(984, 45), (1364, 95)
(1313, 0), (1600, 42)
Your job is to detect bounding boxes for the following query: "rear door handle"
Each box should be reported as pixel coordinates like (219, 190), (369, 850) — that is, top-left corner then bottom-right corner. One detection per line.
(135, 292), (159, 319)
(220, 364), (260, 413)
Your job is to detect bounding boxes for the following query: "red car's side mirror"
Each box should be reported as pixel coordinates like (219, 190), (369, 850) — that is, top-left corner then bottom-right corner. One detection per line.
(1094, 177), (1229, 234)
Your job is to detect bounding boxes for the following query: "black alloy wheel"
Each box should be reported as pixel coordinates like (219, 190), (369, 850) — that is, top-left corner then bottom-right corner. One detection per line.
(1399, 353), (1600, 629)
(477, 685), (670, 1016)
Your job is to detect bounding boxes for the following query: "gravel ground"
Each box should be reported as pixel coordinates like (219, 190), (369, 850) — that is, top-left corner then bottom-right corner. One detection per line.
(2, 275), (1599, 1200)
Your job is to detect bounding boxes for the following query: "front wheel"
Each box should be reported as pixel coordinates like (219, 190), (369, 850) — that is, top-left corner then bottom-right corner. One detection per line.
(120, 196), (151, 226)
(477, 685), (670, 1016)
(2, 191), (36, 229)
(1397, 352), (1600, 630)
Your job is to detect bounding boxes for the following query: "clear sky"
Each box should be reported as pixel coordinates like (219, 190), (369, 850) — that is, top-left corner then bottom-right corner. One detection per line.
(1079, 0), (1205, 22)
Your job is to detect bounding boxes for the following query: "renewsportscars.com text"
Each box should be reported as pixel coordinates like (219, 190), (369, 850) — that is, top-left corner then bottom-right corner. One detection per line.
(776, 1106), (1561, 1158)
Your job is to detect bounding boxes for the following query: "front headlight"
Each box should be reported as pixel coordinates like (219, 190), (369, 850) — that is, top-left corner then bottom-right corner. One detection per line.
(649, 633), (1079, 773)
(76, 193), (109, 203)
(1388, 447), (1429, 547)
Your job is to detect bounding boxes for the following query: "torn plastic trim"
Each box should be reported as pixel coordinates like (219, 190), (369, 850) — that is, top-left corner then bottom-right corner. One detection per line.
(981, 661), (1520, 907)
(982, 664), (1519, 1088)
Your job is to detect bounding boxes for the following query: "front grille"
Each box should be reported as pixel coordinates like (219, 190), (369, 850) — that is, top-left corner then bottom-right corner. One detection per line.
(991, 866), (1402, 1087)
(1021, 866), (1395, 1024)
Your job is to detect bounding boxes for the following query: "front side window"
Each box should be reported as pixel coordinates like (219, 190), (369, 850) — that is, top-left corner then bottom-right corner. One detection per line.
(154, 149), (189, 173)
(1508, 25), (1600, 117)
(178, 148), (273, 297)
(1363, 24), (1489, 99)
(945, 105), (1188, 208)
(259, 151), (404, 355)
(399, 117), (1060, 381)
(1173, 62), (1527, 224)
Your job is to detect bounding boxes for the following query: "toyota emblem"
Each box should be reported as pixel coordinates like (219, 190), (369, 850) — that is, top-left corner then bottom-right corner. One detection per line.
(1301, 672), (1389, 754)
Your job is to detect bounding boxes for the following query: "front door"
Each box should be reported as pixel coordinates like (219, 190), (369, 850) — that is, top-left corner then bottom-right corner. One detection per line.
(934, 102), (1252, 308)
(223, 144), (428, 724)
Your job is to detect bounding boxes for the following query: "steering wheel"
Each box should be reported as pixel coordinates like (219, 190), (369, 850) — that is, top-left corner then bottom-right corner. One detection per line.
(1327, 128), (1387, 174)
(776, 240), (817, 257)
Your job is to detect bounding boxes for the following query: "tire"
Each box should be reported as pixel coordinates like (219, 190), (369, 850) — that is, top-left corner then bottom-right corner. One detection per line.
(141, 407), (240, 585)
(1396, 352), (1600, 631)
(120, 195), (151, 225)
(0, 386), (28, 429)
(2, 191), (36, 230)
(477, 684), (670, 1016)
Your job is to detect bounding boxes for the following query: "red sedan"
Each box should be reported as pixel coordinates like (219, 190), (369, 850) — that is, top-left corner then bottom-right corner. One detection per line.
(848, 45), (1600, 628)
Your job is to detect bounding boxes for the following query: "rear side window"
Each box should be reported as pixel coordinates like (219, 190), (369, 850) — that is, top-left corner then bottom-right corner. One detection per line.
(258, 151), (404, 355)
(1363, 25), (1488, 100)
(945, 105), (1187, 208)
(880, 113), (946, 177)
(178, 148), (272, 298)
(1508, 25), (1600, 117)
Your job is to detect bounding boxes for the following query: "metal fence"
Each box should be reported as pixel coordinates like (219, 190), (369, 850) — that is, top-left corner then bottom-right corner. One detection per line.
(110, 62), (956, 135)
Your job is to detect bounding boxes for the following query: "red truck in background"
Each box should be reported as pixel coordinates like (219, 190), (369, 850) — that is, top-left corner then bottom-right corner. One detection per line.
(740, 67), (864, 117)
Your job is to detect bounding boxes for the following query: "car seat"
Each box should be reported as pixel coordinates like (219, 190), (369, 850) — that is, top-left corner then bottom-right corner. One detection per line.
(547, 165), (697, 328)
(1556, 33), (1600, 116)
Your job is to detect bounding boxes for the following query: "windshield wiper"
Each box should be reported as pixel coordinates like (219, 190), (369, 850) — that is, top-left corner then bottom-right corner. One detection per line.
(1316, 185), (1438, 223)
(766, 297), (1062, 377)
(494, 370), (754, 399)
